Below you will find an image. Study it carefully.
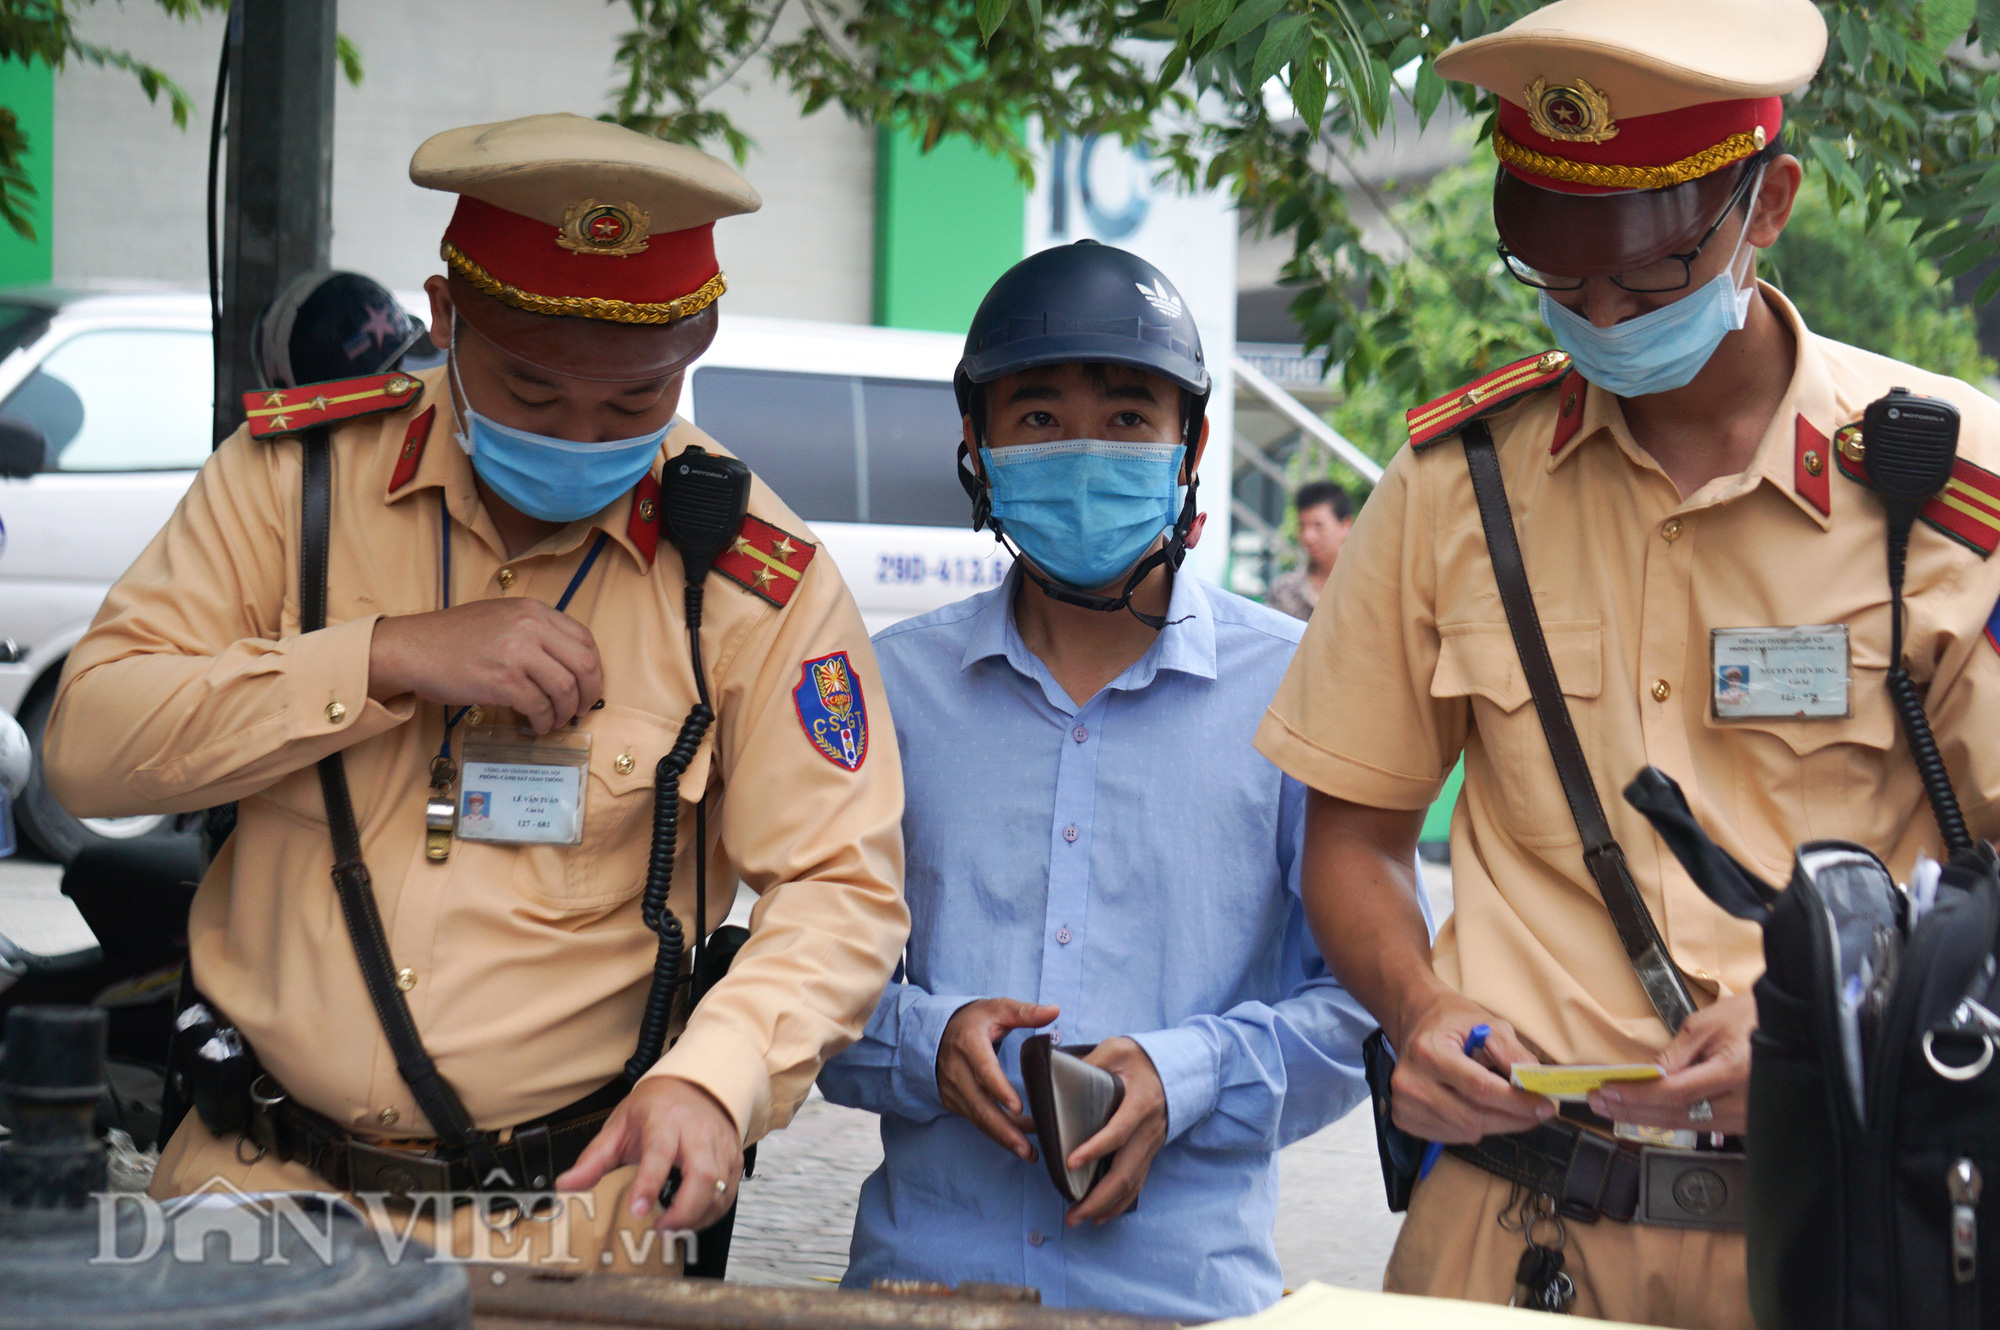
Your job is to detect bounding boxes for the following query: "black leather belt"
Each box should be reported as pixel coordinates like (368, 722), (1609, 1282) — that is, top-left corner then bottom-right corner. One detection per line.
(1451, 1111), (1747, 1230)
(245, 1075), (625, 1203)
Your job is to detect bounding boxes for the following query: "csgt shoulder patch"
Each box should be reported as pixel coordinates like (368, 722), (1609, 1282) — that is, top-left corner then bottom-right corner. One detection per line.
(793, 651), (868, 771)
(1406, 350), (1574, 450)
(717, 515), (816, 607)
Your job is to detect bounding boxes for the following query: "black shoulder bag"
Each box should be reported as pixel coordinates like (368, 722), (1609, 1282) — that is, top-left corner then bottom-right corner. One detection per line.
(298, 428), (505, 1182)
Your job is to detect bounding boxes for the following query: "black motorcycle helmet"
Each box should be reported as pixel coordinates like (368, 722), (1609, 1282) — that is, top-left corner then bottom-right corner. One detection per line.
(954, 241), (1210, 628)
(955, 239), (1211, 446)
(252, 269), (439, 389)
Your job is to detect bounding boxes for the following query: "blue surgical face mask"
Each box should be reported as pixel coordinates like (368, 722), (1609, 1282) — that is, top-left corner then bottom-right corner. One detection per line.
(449, 330), (667, 524)
(1537, 178), (1762, 398)
(980, 438), (1185, 590)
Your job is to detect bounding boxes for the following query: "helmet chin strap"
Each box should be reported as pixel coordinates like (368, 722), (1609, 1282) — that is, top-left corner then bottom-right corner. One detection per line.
(954, 440), (1199, 631)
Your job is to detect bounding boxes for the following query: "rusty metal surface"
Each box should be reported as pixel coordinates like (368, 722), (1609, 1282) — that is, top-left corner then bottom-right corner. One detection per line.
(468, 1269), (1185, 1330)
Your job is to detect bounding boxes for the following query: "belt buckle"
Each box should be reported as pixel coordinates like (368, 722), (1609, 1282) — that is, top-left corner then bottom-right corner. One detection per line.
(1638, 1146), (1748, 1229)
(346, 1139), (454, 1207)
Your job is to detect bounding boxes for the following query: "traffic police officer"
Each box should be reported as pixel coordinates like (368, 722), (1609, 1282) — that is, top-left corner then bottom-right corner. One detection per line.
(44, 113), (908, 1267)
(1255, 1), (2000, 1324)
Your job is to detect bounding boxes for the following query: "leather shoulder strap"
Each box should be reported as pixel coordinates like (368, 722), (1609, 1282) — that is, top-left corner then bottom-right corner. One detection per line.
(299, 428), (489, 1157)
(1459, 420), (1697, 1034)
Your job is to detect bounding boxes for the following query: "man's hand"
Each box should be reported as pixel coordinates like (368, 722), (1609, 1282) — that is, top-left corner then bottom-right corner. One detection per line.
(557, 1075), (741, 1233)
(1589, 991), (1756, 1135)
(1390, 991), (1554, 1143)
(368, 599), (603, 734)
(1065, 1037), (1166, 1226)
(936, 998), (1058, 1159)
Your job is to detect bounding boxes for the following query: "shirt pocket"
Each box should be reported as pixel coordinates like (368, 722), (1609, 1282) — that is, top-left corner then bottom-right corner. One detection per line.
(510, 704), (713, 914)
(1707, 656), (1898, 879)
(1433, 620), (1603, 847)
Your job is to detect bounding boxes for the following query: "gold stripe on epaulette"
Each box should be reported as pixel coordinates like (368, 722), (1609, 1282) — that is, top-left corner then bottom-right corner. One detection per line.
(1407, 353), (1566, 434)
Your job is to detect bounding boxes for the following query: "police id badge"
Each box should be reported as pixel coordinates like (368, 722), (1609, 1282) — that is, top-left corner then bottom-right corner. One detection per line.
(1710, 626), (1850, 720)
(794, 651), (869, 771)
(455, 727), (592, 845)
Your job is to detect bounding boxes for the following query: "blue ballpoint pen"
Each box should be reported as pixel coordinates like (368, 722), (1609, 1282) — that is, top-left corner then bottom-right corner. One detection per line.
(1418, 1023), (1492, 1180)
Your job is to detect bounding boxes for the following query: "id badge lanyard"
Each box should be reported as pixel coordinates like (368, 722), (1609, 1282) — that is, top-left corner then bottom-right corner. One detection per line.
(425, 489), (610, 860)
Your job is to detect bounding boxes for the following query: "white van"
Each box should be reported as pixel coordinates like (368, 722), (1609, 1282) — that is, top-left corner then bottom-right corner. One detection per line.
(0, 289), (1003, 858)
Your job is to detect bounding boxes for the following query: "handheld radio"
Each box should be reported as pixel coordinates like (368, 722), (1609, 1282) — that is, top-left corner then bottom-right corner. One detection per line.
(1858, 388), (1980, 866)
(623, 444), (752, 1089)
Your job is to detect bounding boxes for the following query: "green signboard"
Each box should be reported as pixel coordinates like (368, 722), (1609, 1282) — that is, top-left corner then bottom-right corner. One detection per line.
(873, 127), (1025, 333)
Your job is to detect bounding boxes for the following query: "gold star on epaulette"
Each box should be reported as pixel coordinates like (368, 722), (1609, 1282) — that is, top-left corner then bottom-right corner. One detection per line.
(263, 391), (287, 407)
(753, 567), (776, 591)
(309, 395), (329, 412)
(731, 536), (757, 557)
(771, 536), (798, 559)
(269, 414), (291, 430)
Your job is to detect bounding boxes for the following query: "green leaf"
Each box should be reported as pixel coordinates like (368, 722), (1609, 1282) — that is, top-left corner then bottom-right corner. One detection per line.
(1412, 59), (1446, 123)
(336, 33), (364, 87)
(1217, 0), (1291, 50)
(1251, 13), (1311, 88)
(1292, 52), (1328, 130)
(1922, 0), (1977, 51)
(976, 0), (1012, 43)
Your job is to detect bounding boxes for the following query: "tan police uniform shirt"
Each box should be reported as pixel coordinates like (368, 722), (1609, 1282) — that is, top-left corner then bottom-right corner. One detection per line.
(1256, 286), (2000, 1062)
(44, 367), (908, 1145)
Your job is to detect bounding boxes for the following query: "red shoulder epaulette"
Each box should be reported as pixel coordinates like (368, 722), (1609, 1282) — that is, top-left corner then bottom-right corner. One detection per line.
(1406, 350), (1574, 450)
(715, 514), (816, 608)
(241, 371), (425, 441)
(1835, 422), (2000, 558)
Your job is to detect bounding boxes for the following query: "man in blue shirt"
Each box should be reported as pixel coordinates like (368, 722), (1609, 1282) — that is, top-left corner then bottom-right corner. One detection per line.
(818, 243), (1389, 1319)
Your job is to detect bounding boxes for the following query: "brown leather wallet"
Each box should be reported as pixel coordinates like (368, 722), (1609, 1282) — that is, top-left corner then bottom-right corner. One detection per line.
(1020, 1035), (1124, 1203)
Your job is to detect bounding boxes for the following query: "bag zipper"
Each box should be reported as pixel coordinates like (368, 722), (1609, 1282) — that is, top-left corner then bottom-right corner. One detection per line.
(1951, 1156), (1982, 1329)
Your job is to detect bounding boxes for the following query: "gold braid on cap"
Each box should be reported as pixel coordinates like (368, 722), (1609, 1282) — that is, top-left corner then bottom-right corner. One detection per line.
(441, 241), (726, 325)
(1492, 128), (1764, 191)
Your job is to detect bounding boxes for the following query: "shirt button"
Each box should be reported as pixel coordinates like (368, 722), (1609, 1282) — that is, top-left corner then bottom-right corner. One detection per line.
(1072, 725), (1089, 743)
(464, 705), (484, 727)
(376, 1107), (399, 1127)
(1028, 1230), (1046, 1247)
(324, 701), (347, 724)
(395, 967), (417, 992)
(1056, 927), (1072, 945)
(1062, 825), (1079, 843)
(1661, 518), (1683, 542)
(1652, 679), (1672, 702)
(497, 567), (517, 589)
(614, 752), (636, 776)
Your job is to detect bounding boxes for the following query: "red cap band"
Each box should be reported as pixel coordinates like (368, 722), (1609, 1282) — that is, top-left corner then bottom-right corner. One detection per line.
(441, 196), (723, 324)
(1495, 96), (1782, 195)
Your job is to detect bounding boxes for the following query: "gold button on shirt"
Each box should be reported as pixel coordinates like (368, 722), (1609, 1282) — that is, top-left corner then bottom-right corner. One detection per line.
(43, 369), (908, 1145)
(1257, 287), (2000, 1064)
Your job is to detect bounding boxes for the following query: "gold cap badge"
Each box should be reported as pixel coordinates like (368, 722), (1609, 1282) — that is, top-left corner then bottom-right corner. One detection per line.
(1524, 77), (1619, 144)
(557, 199), (651, 257)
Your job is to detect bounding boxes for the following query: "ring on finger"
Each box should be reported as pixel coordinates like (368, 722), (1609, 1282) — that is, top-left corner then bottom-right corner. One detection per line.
(713, 1178), (729, 1197)
(1687, 1098), (1714, 1124)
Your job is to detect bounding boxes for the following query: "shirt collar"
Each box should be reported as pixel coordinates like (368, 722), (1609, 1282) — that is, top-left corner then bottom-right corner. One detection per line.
(1545, 281), (1837, 529)
(961, 563), (1219, 706)
(379, 370), (667, 572)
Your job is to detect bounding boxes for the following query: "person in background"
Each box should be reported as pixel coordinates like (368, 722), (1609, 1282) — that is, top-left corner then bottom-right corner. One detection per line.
(1264, 480), (1353, 621)
(818, 241), (1387, 1321)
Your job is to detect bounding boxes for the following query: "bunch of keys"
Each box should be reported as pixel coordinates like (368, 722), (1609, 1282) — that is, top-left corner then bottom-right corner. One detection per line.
(1504, 1191), (1576, 1314)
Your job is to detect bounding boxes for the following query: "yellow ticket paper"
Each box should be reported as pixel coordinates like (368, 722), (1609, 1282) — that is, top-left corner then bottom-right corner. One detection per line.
(1511, 1064), (1664, 1102)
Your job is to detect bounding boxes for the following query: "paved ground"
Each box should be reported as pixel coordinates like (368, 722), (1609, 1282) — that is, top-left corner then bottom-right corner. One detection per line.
(728, 862), (1454, 1293)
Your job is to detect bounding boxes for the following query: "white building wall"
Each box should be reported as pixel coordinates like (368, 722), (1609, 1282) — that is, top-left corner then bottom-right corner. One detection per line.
(51, 1), (874, 323)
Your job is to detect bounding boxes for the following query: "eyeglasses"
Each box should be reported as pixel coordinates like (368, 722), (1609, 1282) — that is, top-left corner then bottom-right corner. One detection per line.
(1496, 164), (1761, 294)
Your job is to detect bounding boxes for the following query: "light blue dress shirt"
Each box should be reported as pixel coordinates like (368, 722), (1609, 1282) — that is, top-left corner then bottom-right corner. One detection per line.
(818, 567), (1390, 1320)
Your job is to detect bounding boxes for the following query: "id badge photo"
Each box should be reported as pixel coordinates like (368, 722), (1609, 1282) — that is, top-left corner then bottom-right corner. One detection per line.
(454, 727), (592, 846)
